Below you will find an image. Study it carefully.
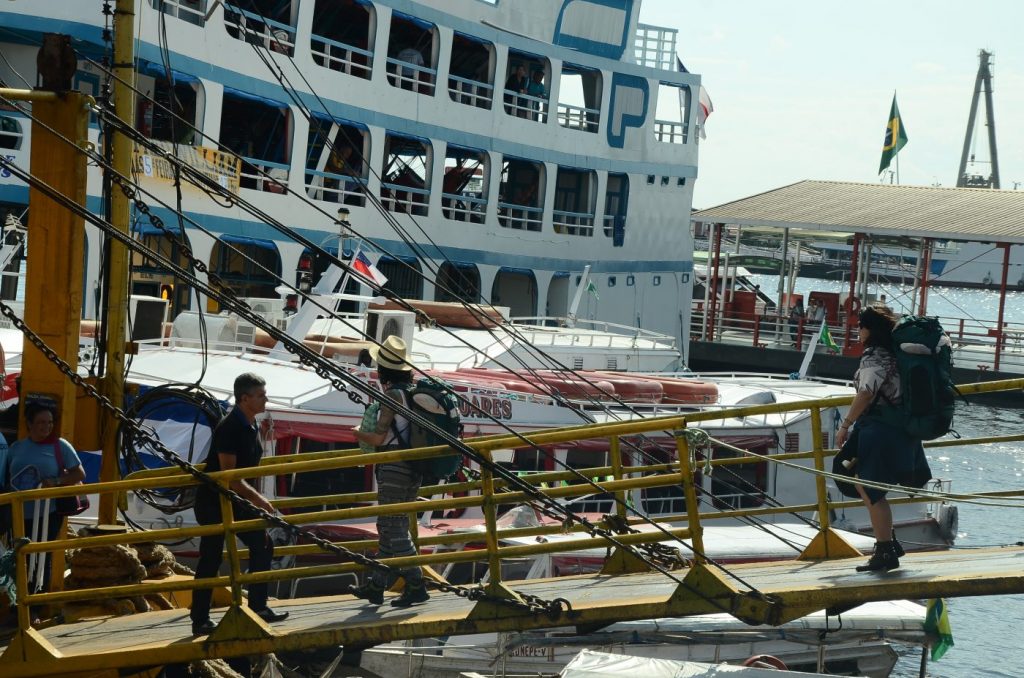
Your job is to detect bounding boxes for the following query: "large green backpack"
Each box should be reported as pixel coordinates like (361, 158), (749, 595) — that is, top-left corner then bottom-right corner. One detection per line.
(877, 316), (958, 440)
(392, 378), (463, 480)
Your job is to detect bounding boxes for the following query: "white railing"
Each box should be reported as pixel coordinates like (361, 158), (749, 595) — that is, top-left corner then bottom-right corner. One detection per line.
(151, 0), (206, 26)
(503, 91), (549, 123)
(634, 23), (678, 70)
(224, 3), (296, 55)
(655, 119), (688, 144)
(385, 58), (437, 95)
(310, 34), (373, 79)
(0, 116), (23, 151)
(557, 103), (599, 133)
(552, 210), (594, 237)
(441, 193), (487, 223)
(497, 203), (543, 231)
(305, 168), (367, 205)
(512, 317), (678, 349)
(240, 157), (289, 193)
(381, 182), (430, 216)
(448, 74), (494, 109)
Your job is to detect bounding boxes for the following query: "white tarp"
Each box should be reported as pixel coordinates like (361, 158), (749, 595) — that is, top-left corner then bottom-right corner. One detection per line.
(560, 649), (840, 678)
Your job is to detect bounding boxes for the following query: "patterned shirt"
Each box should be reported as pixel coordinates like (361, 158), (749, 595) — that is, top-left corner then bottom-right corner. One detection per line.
(854, 346), (902, 405)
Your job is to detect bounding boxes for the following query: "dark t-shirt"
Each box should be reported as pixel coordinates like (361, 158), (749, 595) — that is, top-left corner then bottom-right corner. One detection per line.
(195, 407), (263, 523)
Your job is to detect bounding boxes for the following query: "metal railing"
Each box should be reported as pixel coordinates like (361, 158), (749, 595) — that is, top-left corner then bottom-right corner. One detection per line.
(441, 192), (487, 223)
(448, 74), (494, 109)
(239, 156), (289, 192)
(151, 0), (207, 26)
(552, 209), (595, 237)
(380, 182), (430, 216)
(497, 202), (543, 231)
(634, 23), (678, 71)
(385, 58), (437, 95)
(304, 168), (368, 205)
(2, 378), (1021, 639)
(655, 119), (688, 144)
(223, 3), (296, 56)
(557, 102), (600, 133)
(503, 91), (549, 123)
(310, 34), (374, 79)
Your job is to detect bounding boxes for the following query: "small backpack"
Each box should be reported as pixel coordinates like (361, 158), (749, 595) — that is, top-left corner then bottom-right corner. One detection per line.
(391, 378), (463, 480)
(877, 316), (959, 440)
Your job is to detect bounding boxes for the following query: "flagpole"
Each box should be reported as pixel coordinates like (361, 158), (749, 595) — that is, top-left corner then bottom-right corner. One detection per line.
(896, 153), (900, 185)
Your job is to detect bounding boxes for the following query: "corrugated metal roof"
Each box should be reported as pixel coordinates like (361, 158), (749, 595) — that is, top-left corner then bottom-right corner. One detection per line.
(692, 180), (1024, 243)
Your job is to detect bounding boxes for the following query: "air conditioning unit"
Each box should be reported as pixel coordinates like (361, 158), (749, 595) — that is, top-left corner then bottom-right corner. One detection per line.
(366, 309), (415, 348)
(129, 295), (168, 342)
(239, 297), (280, 316)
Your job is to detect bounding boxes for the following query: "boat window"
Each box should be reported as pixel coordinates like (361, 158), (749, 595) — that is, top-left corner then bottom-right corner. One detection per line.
(219, 89), (291, 192)
(603, 172), (628, 246)
(381, 133), (431, 216)
(305, 116), (368, 207)
(641, 485), (687, 515)
(0, 114), (23, 151)
(708, 441), (770, 510)
(288, 440), (367, 513)
(557, 63), (601, 133)
(442, 145), (488, 224)
(223, 1), (297, 56)
(310, 0), (374, 80)
(150, 0), (206, 27)
(654, 82), (690, 144)
(135, 65), (202, 145)
(503, 51), (550, 122)
(435, 262), (481, 304)
(448, 32), (494, 109)
(492, 267), (537, 317)
(553, 167), (597, 237)
(377, 255), (423, 300)
(386, 12), (437, 95)
(131, 224), (193, 313)
(498, 157), (544, 232)
(208, 235), (283, 303)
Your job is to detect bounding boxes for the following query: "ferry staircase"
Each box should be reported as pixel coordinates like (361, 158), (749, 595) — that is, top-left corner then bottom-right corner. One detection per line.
(2, 380), (1024, 677)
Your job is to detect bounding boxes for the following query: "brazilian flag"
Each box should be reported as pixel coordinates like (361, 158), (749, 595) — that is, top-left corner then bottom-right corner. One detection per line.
(879, 94), (909, 174)
(924, 598), (954, 660)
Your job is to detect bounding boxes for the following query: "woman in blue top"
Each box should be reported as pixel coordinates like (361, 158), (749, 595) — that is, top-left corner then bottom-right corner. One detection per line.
(1, 402), (84, 590)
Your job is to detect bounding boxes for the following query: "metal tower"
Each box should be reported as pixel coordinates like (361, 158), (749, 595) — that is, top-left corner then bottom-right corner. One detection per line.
(957, 50), (1000, 188)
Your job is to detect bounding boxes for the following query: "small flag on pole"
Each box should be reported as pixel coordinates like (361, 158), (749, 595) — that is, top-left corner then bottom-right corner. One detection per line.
(820, 322), (840, 353)
(879, 94), (909, 174)
(924, 598), (954, 660)
(352, 250), (388, 286)
(678, 57), (713, 139)
(586, 280), (600, 301)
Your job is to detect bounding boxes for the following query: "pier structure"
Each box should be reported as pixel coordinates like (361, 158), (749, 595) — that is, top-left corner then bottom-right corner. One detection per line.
(2, 379), (1024, 676)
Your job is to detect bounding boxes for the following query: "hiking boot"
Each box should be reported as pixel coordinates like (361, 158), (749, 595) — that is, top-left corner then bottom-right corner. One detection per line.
(390, 584), (429, 608)
(351, 581), (384, 605)
(856, 541), (900, 572)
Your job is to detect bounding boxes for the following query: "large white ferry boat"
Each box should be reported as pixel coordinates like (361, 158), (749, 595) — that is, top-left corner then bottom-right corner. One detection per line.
(0, 0), (699, 347)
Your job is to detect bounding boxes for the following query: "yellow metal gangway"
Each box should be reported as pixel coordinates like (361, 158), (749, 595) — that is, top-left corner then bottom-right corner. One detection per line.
(2, 380), (1024, 677)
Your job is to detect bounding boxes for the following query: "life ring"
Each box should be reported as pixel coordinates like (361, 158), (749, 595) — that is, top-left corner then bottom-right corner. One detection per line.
(443, 469), (469, 520)
(643, 376), (719, 404)
(742, 654), (788, 670)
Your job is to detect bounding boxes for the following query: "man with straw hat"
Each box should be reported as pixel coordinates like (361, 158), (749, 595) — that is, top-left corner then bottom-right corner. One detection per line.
(352, 336), (430, 607)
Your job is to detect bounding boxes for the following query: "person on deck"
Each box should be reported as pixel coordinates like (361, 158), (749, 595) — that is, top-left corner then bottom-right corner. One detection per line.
(190, 373), (289, 636)
(526, 68), (548, 120)
(787, 301), (804, 344)
(351, 335), (430, 608)
(808, 298), (826, 323)
(504, 64), (528, 118)
(835, 305), (932, 572)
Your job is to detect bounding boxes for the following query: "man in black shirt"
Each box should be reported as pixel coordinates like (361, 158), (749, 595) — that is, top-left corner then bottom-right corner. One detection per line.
(190, 372), (289, 635)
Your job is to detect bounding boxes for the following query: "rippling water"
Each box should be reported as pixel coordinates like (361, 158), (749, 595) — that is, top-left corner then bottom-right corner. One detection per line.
(748, 277), (1024, 676)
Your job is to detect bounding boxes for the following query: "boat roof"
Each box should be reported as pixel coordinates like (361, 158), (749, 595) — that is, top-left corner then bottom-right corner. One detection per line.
(693, 179), (1024, 244)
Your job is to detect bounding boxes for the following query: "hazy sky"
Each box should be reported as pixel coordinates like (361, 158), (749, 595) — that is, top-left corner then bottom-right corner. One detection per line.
(639, 1), (1024, 209)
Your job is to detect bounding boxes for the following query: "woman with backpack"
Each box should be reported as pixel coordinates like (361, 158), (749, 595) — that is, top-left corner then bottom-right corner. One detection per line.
(835, 304), (931, 572)
(351, 335), (430, 607)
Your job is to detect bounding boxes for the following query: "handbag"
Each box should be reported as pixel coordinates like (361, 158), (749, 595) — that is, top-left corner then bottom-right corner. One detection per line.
(52, 441), (90, 517)
(830, 426), (862, 499)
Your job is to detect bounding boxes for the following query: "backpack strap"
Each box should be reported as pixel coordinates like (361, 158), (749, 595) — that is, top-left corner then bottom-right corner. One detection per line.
(53, 440), (66, 471)
(387, 388), (411, 448)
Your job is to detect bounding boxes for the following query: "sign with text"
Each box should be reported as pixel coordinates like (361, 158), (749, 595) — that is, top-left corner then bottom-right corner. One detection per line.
(133, 140), (240, 195)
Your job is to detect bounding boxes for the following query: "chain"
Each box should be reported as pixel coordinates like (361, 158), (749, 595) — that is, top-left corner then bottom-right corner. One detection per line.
(0, 301), (567, 615)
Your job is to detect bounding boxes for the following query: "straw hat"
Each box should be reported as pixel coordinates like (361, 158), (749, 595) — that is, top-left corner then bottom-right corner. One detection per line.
(369, 335), (413, 372)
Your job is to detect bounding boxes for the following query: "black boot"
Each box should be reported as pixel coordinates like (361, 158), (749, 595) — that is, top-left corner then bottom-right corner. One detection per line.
(351, 581), (384, 605)
(390, 584), (429, 608)
(891, 531), (906, 558)
(856, 541), (900, 572)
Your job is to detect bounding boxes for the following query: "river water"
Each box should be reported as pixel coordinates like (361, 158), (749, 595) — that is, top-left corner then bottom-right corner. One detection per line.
(750, 275), (1024, 677)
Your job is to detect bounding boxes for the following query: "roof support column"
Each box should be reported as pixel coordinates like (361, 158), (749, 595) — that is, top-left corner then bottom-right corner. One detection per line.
(919, 239), (932, 317)
(909, 239), (926, 315)
(842, 234), (861, 353)
(776, 227), (790, 343)
(707, 223), (724, 341)
(994, 243), (1011, 371)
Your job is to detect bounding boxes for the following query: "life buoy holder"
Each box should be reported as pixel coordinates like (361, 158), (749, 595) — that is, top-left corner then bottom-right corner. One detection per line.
(742, 654), (788, 670)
